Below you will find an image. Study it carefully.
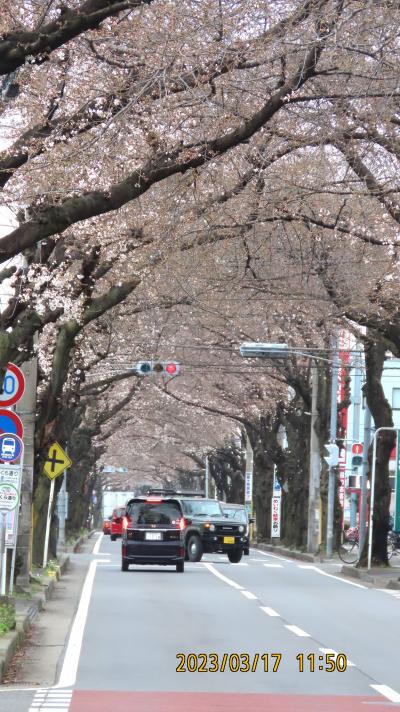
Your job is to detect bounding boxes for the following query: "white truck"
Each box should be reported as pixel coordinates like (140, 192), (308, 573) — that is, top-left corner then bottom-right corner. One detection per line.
(102, 491), (136, 519)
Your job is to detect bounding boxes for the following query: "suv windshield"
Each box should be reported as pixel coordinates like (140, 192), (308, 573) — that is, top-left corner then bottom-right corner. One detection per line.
(181, 499), (223, 518)
(127, 500), (182, 526)
(223, 508), (247, 523)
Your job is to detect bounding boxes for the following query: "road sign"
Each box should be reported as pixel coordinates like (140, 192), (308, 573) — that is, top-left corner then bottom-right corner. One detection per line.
(0, 483), (19, 511)
(271, 496), (281, 537)
(0, 464), (22, 488)
(0, 363), (25, 407)
(0, 433), (23, 463)
(44, 442), (72, 480)
(0, 409), (23, 439)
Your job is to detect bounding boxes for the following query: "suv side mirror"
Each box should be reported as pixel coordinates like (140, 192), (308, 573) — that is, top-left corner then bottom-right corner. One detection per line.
(249, 517), (255, 524)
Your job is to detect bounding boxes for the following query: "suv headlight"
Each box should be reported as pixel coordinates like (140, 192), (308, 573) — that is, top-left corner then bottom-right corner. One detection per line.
(204, 523), (215, 532)
(239, 525), (245, 533)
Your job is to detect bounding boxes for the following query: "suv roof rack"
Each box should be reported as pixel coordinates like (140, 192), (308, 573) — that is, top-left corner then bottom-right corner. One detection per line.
(146, 488), (206, 498)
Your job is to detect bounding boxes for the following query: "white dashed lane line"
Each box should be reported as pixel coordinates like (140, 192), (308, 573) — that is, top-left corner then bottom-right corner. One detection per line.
(241, 590), (257, 600)
(319, 648), (355, 667)
(260, 606), (280, 617)
(263, 563), (283, 568)
(371, 684), (400, 703)
(204, 548), (400, 703)
(284, 624), (311, 638)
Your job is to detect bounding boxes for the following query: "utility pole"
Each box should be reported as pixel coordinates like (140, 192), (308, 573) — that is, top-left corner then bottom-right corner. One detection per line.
(205, 456), (209, 498)
(359, 405), (372, 556)
(307, 367), (321, 554)
(350, 351), (362, 526)
(57, 469), (68, 550)
(326, 343), (339, 558)
(15, 356), (38, 590)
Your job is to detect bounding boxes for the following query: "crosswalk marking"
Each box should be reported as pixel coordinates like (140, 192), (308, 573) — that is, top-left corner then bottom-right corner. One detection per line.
(29, 689), (72, 712)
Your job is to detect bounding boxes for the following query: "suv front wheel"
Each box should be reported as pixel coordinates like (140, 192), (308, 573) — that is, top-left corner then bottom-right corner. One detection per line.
(186, 534), (203, 562)
(227, 549), (243, 563)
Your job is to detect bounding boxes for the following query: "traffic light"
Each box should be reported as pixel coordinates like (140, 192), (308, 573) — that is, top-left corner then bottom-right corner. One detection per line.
(135, 361), (181, 376)
(351, 443), (363, 468)
(324, 443), (339, 467)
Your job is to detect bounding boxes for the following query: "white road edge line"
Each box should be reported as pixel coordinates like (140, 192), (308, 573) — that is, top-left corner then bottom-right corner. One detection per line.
(318, 648), (355, 666)
(260, 606), (280, 617)
(285, 624), (310, 637)
(370, 684), (400, 703)
(54, 559), (109, 688)
(250, 548), (293, 563)
(297, 565), (367, 589)
(241, 590), (257, 600)
(202, 562), (244, 590)
(92, 532), (104, 555)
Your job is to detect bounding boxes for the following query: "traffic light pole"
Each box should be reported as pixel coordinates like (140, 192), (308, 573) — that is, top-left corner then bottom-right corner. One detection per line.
(326, 344), (339, 559)
(307, 368), (320, 554)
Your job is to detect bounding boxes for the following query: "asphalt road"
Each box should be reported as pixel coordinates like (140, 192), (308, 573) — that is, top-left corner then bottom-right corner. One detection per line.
(2, 533), (400, 712)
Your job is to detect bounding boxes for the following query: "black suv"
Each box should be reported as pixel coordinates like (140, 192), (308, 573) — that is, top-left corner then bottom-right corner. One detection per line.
(220, 502), (254, 555)
(180, 496), (247, 563)
(146, 489), (248, 563)
(122, 496), (185, 573)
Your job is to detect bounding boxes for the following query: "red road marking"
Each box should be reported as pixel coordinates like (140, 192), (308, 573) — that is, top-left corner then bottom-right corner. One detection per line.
(70, 691), (394, 712)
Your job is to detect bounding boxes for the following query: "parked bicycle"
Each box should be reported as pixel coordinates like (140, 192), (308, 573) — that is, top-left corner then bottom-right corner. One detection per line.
(338, 526), (360, 564)
(387, 529), (400, 559)
(338, 525), (400, 564)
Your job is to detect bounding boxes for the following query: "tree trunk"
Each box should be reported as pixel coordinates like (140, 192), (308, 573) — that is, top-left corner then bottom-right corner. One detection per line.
(361, 337), (395, 566)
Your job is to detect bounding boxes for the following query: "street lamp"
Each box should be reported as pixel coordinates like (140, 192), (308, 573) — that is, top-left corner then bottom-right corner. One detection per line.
(239, 341), (338, 556)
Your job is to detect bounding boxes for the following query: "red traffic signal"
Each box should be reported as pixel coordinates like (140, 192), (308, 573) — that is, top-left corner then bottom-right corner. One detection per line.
(135, 361), (181, 376)
(352, 443), (363, 455)
(165, 363), (178, 375)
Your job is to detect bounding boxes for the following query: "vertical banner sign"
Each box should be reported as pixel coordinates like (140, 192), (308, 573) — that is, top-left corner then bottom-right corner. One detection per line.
(337, 330), (351, 522)
(271, 497), (281, 538)
(395, 433), (400, 532)
(271, 469), (282, 538)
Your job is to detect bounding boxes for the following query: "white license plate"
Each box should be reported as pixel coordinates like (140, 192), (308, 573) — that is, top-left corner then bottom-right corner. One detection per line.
(145, 532), (162, 541)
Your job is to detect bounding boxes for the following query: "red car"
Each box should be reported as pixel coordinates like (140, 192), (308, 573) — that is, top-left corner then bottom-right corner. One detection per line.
(102, 517), (111, 535)
(110, 507), (126, 541)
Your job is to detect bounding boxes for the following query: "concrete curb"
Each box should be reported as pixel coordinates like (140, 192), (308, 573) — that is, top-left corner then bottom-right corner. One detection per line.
(253, 542), (317, 563)
(0, 532), (92, 683)
(341, 564), (400, 589)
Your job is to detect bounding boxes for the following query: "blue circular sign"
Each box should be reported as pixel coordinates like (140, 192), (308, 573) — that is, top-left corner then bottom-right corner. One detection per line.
(0, 433), (23, 462)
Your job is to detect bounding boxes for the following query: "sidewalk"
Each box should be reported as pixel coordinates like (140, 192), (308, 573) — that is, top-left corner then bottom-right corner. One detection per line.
(0, 530), (94, 683)
(253, 542), (400, 588)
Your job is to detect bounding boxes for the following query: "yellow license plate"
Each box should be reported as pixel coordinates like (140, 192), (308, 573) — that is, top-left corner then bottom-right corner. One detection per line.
(224, 536), (235, 544)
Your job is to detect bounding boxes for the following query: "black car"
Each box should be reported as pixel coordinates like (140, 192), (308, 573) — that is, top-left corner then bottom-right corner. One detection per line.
(220, 503), (254, 555)
(179, 497), (247, 563)
(122, 496), (185, 573)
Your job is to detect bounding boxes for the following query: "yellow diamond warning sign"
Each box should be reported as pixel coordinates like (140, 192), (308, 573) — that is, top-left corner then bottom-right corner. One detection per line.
(44, 442), (72, 480)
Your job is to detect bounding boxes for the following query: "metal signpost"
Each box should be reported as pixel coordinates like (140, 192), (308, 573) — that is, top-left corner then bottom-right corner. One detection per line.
(0, 363), (25, 594)
(0, 482), (19, 594)
(395, 436), (400, 533)
(43, 443), (72, 569)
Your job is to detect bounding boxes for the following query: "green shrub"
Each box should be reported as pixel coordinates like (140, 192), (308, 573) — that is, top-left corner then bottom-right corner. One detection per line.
(0, 604), (15, 635)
